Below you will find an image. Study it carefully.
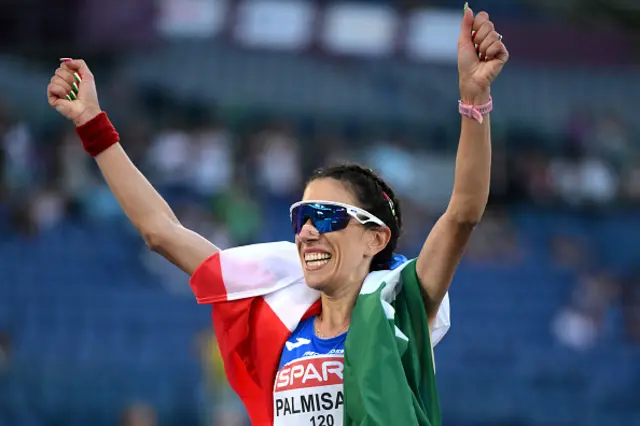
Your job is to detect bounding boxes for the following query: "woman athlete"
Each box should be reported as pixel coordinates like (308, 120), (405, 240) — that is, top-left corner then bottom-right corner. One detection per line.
(47, 5), (508, 425)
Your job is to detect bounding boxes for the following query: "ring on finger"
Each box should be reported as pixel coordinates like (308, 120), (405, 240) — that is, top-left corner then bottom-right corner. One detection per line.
(497, 33), (503, 42)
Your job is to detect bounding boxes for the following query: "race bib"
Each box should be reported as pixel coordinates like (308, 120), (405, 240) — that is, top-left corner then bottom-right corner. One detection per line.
(274, 355), (344, 426)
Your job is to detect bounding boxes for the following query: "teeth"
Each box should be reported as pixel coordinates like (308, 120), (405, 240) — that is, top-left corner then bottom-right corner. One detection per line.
(306, 259), (330, 268)
(304, 252), (331, 261)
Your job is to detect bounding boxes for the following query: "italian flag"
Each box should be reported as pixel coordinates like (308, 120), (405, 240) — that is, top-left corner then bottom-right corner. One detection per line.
(190, 241), (451, 426)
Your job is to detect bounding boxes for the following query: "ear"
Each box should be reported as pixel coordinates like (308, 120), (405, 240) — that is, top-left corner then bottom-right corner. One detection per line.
(366, 226), (392, 258)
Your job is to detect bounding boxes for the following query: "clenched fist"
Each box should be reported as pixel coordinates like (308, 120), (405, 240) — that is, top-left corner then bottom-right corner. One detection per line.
(47, 59), (102, 126)
(457, 4), (509, 104)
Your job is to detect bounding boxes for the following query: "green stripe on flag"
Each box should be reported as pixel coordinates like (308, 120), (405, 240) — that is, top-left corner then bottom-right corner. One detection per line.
(343, 259), (442, 426)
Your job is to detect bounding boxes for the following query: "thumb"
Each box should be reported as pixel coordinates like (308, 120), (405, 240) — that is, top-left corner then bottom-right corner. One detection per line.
(458, 3), (474, 45)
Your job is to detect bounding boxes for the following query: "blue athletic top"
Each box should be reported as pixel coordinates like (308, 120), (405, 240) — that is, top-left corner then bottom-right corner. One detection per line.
(273, 316), (346, 426)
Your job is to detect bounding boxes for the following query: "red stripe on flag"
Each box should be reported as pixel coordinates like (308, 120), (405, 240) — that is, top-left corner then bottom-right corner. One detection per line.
(211, 297), (290, 425)
(189, 253), (228, 304)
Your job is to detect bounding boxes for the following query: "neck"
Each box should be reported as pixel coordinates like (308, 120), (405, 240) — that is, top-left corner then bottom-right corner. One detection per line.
(317, 278), (360, 337)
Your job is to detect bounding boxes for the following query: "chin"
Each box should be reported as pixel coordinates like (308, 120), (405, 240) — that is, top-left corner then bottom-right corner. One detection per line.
(303, 265), (334, 291)
(301, 260), (335, 291)
(303, 270), (332, 291)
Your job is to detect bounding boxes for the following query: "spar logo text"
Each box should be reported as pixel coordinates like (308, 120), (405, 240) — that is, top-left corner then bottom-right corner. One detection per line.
(275, 356), (343, 392)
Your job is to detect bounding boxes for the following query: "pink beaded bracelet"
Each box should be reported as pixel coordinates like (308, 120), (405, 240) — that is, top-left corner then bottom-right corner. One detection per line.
(458, 96), (493, 123)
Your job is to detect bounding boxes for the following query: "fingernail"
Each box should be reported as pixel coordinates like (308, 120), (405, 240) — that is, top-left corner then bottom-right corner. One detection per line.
(65, 94), (72, 101)
(478, 53), (484, 60)
(463, 2), (468, 15)
(472, 31), (477, 41)
(484, 56), (489, 62)
(73, 73), (82, 84)
(59, 58), (72, 62)
(474, 43), (479, 52)
(69, 91), (77, 100)
(72, 82), (79, 94)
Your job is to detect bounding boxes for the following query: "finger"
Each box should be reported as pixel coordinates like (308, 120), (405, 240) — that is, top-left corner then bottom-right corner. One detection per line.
(472, 11), (490, 30)
(61, 59), (93, 81)
(478, 31), (500, 59)
(55, 68), (76, 88)
(59, 64), (83, 91)
(484, 42), (509, 63)
(48, 83), (71, 105)
(51, 74), (73, 95)
(458, 3), (475, 45)
(472, 20), (495, 47)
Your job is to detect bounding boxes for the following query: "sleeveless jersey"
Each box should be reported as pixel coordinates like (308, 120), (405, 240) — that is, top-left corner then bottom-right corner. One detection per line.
(273, 316), (346, 426)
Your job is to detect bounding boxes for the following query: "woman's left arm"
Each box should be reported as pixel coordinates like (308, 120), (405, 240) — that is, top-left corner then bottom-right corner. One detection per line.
(416, 5), (509, 321)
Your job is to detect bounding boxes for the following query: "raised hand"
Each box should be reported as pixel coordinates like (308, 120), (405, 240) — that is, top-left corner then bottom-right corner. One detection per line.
(457, 3), (509, 104)
(47, 59), (102, 126)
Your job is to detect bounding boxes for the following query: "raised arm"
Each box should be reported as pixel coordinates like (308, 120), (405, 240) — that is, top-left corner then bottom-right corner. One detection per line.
(47, 59), (218, 275)
(416, 6), (509, 320)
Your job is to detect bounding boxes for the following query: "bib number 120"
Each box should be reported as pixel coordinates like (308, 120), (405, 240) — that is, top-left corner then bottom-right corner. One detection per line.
(310, 414), (335, 426)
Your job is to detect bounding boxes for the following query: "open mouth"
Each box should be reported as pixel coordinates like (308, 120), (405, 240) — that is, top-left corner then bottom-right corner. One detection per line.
(304, 252), (332, 270)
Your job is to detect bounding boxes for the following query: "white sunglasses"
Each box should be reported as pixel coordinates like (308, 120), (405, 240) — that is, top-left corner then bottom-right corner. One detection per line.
(289, 200), (387, 234)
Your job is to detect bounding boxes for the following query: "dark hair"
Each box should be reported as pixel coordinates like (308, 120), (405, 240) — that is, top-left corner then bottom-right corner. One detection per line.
(308, 163), (403, 271)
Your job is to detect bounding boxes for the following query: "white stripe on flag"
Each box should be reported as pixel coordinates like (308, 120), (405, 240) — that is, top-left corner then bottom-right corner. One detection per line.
(264, 281), (320, 332)
(219, 241), (304, 301)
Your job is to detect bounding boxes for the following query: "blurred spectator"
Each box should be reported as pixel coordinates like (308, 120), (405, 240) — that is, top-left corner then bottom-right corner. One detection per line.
(28, 187), (66, 232)
(548, 156), (618, 207)
(621, 164), (640, 205)
(189, 120), (234, 197)
(251, 122), (302, 197)
(146, 119), (194, 187)
(515, 148), (555, 205)
(549, 234), (590, 270)
(212, 184), (261, 246)
(466, 209), (523, 265)
(0, 331), (11, 374)
(121, 402), (158, 426)
(621, 269), (640, 343)
(0, 107), (36, 201)
(589, 113), (631, 168)
(56, 128), (96, 203)
(552, 272), (620, 351)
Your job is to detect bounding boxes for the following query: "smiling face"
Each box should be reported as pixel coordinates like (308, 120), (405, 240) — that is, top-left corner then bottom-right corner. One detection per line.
(295, 178), (391, 294)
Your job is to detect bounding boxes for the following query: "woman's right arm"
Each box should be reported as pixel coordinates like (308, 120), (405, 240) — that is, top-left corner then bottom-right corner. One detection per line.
(95, 143), (219, 275)
(47, 59), (218, 276)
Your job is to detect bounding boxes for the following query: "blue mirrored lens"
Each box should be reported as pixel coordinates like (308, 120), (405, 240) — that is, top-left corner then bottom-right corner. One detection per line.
(291, 203), (351, 234)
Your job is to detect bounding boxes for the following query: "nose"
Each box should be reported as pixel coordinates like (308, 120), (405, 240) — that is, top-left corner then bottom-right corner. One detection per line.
(298, 219), (320, 243)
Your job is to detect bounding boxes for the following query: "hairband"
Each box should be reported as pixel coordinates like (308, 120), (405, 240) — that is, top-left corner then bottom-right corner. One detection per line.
(382, 192), (396, 217)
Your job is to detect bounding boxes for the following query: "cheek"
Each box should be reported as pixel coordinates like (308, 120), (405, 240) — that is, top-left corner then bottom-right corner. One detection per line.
(331, 231), (366, 264)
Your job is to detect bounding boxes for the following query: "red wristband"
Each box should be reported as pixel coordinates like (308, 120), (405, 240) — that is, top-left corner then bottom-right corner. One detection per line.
(75, 112), (120, 157)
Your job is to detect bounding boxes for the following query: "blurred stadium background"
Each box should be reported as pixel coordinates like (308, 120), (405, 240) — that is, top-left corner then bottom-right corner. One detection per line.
(1, 0), (639, 425)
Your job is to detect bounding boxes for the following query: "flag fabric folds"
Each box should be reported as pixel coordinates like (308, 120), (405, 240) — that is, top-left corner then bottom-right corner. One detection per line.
(189, 241), (450, 426)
